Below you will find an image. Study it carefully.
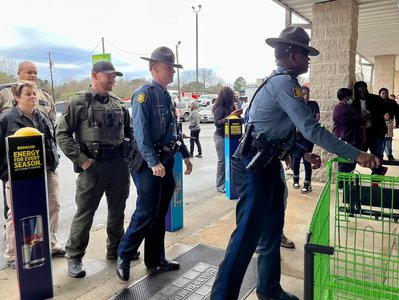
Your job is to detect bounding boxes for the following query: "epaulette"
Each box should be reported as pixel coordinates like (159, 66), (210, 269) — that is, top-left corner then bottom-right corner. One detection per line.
(0, 83), (13, 91)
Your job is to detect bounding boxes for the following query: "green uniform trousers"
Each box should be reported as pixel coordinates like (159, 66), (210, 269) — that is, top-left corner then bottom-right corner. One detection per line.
(66, 157), (130, 260)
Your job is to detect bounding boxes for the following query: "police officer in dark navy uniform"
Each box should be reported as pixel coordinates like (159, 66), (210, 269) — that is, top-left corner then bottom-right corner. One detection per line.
(210, 26), (380, 300)
(116, 46), (193, 281)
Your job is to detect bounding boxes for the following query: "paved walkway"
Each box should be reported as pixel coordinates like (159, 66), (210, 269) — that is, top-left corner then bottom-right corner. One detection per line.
(1, 130), (399, 300)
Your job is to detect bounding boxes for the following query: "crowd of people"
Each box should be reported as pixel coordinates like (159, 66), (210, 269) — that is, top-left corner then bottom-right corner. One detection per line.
(0, 25), (396, 299)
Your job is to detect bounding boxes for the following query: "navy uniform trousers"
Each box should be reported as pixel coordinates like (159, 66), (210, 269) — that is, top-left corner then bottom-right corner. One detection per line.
(118, 160), (175, 266)
(211, 153), (285, 299)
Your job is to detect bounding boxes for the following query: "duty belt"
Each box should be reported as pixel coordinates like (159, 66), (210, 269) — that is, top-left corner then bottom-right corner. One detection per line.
(86, 145), (124, 161)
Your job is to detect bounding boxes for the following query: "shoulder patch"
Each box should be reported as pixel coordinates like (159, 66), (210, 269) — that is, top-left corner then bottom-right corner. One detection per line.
(137, 93), (147, 103)
(292, 86), (303, 98)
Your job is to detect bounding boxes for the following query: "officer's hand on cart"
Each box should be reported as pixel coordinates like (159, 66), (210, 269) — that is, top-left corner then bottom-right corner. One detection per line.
(356, 152), (381, 169)
(184, 158), (193, 175)
(304, 152), (321, 169)
(152, 163), (166, 177)
(82, 159), (94, 171)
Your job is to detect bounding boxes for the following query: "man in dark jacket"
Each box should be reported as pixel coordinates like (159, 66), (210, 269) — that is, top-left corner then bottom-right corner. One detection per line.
(353, 81), (388, 175)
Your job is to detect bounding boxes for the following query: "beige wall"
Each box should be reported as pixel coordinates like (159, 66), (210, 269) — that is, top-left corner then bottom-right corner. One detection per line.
(395, 71), (399, 96)
(373, 55), (396, 94)
(310, 0), (358, 182)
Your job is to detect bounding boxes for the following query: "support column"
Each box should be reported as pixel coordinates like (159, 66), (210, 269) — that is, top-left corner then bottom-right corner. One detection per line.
(309, 0), (359, 182)
(373, 55), (396, 94)
(394, 70), (399, 96)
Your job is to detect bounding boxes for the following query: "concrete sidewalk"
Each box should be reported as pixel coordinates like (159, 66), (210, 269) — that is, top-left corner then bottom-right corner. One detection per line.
(0, 178), (321, 300)
(1, 130), (399, 300)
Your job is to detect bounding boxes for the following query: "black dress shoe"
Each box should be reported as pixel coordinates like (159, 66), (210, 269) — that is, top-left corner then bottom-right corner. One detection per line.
(116, 257), (130, 281)
(257, 290), (299, 300)
(68, 259), (86, 278)
(146, 258), (180, 271)
(107, 251), (140, 261)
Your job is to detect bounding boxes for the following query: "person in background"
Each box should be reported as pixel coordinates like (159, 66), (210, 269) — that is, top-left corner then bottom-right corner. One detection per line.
(116, 47), (192, 282)
(189, 101), (202, 158)
(292, 86), (320, 194)
(389, 94), (396, 100)
(212, 87), (242, 193)
(57, 61), (132, 278)
(234, 92), (243, 109)
(0, 81), (61, 269)
(379, 88), (399, 161)
(353, 81), (388, 175)
(332, 88), (366, 174)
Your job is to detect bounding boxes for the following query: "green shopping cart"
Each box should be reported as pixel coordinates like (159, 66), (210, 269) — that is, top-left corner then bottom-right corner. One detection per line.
(304, 158), (399, 300)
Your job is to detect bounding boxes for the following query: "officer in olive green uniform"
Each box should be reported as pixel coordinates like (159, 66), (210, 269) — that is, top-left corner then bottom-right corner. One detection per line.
(56, 61), (133, 278)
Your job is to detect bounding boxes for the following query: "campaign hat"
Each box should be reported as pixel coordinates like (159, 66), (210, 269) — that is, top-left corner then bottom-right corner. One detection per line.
(141, 46), (183, 68)
(266, 26), (319, 56)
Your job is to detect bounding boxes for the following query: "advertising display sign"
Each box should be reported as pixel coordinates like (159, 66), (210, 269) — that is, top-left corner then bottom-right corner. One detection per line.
(92, 53), (112, 65)
(224, 116), (242, 200)
(165, 152), (183, 232)
(6, 129), (53, 300)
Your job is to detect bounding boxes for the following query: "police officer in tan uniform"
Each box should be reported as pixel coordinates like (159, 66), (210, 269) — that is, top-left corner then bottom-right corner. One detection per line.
(0, 62), (64, 266)
(0, 61), (56, 121)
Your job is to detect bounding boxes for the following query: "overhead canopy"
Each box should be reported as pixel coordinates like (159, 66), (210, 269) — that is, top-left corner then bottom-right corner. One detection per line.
(272, 0), (399, 70)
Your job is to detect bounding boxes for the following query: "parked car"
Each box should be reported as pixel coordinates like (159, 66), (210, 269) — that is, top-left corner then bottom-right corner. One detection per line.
(175, 97), (192, 122)
(198, 94), (217, 107)
(199, 104), (214, 123)
(55, 101), (67, 123)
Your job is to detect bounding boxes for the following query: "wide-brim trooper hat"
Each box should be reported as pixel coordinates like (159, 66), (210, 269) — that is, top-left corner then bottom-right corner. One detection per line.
(141, 46), (183, 69)
(266, 26), (319, 56)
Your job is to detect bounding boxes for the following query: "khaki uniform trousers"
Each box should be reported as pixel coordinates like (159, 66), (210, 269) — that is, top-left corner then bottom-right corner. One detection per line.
(4, 170), (61, 261)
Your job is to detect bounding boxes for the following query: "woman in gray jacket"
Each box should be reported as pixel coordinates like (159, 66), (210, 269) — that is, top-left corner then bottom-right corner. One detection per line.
(188, 101), (202, 158)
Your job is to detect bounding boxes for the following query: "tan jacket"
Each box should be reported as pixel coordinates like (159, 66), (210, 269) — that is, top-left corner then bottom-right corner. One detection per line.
(0, 85), (56, 122)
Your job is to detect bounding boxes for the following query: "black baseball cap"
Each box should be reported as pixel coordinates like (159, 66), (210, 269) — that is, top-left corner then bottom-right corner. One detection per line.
(92, 61), (123, 76)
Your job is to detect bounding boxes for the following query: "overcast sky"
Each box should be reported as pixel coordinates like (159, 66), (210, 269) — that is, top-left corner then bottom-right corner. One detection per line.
(0, 0), (303, 85)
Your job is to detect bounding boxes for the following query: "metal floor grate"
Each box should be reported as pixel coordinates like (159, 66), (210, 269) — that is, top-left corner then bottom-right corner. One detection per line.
(113, 244), (257, 300)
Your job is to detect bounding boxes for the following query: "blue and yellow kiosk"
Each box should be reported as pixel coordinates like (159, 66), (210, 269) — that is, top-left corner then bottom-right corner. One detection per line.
(6, 127), (53, 300)
(224, 116), (242, 200)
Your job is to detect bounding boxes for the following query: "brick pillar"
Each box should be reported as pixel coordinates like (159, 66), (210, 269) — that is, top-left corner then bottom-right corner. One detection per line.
(309, 0), (359, 182)
(394, 71), (399, 96)
(373, 55), (396, 94)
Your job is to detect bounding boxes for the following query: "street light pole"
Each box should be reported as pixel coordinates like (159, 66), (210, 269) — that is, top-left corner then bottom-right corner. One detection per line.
(192, 4), (202, 96)
(176, 41), (181, 101)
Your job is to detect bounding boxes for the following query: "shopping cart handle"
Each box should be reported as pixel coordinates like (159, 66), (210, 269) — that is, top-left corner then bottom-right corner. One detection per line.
(304, 243), (334, 255)
(380, 159), (399, 166)
(304, 232), (334, 255)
